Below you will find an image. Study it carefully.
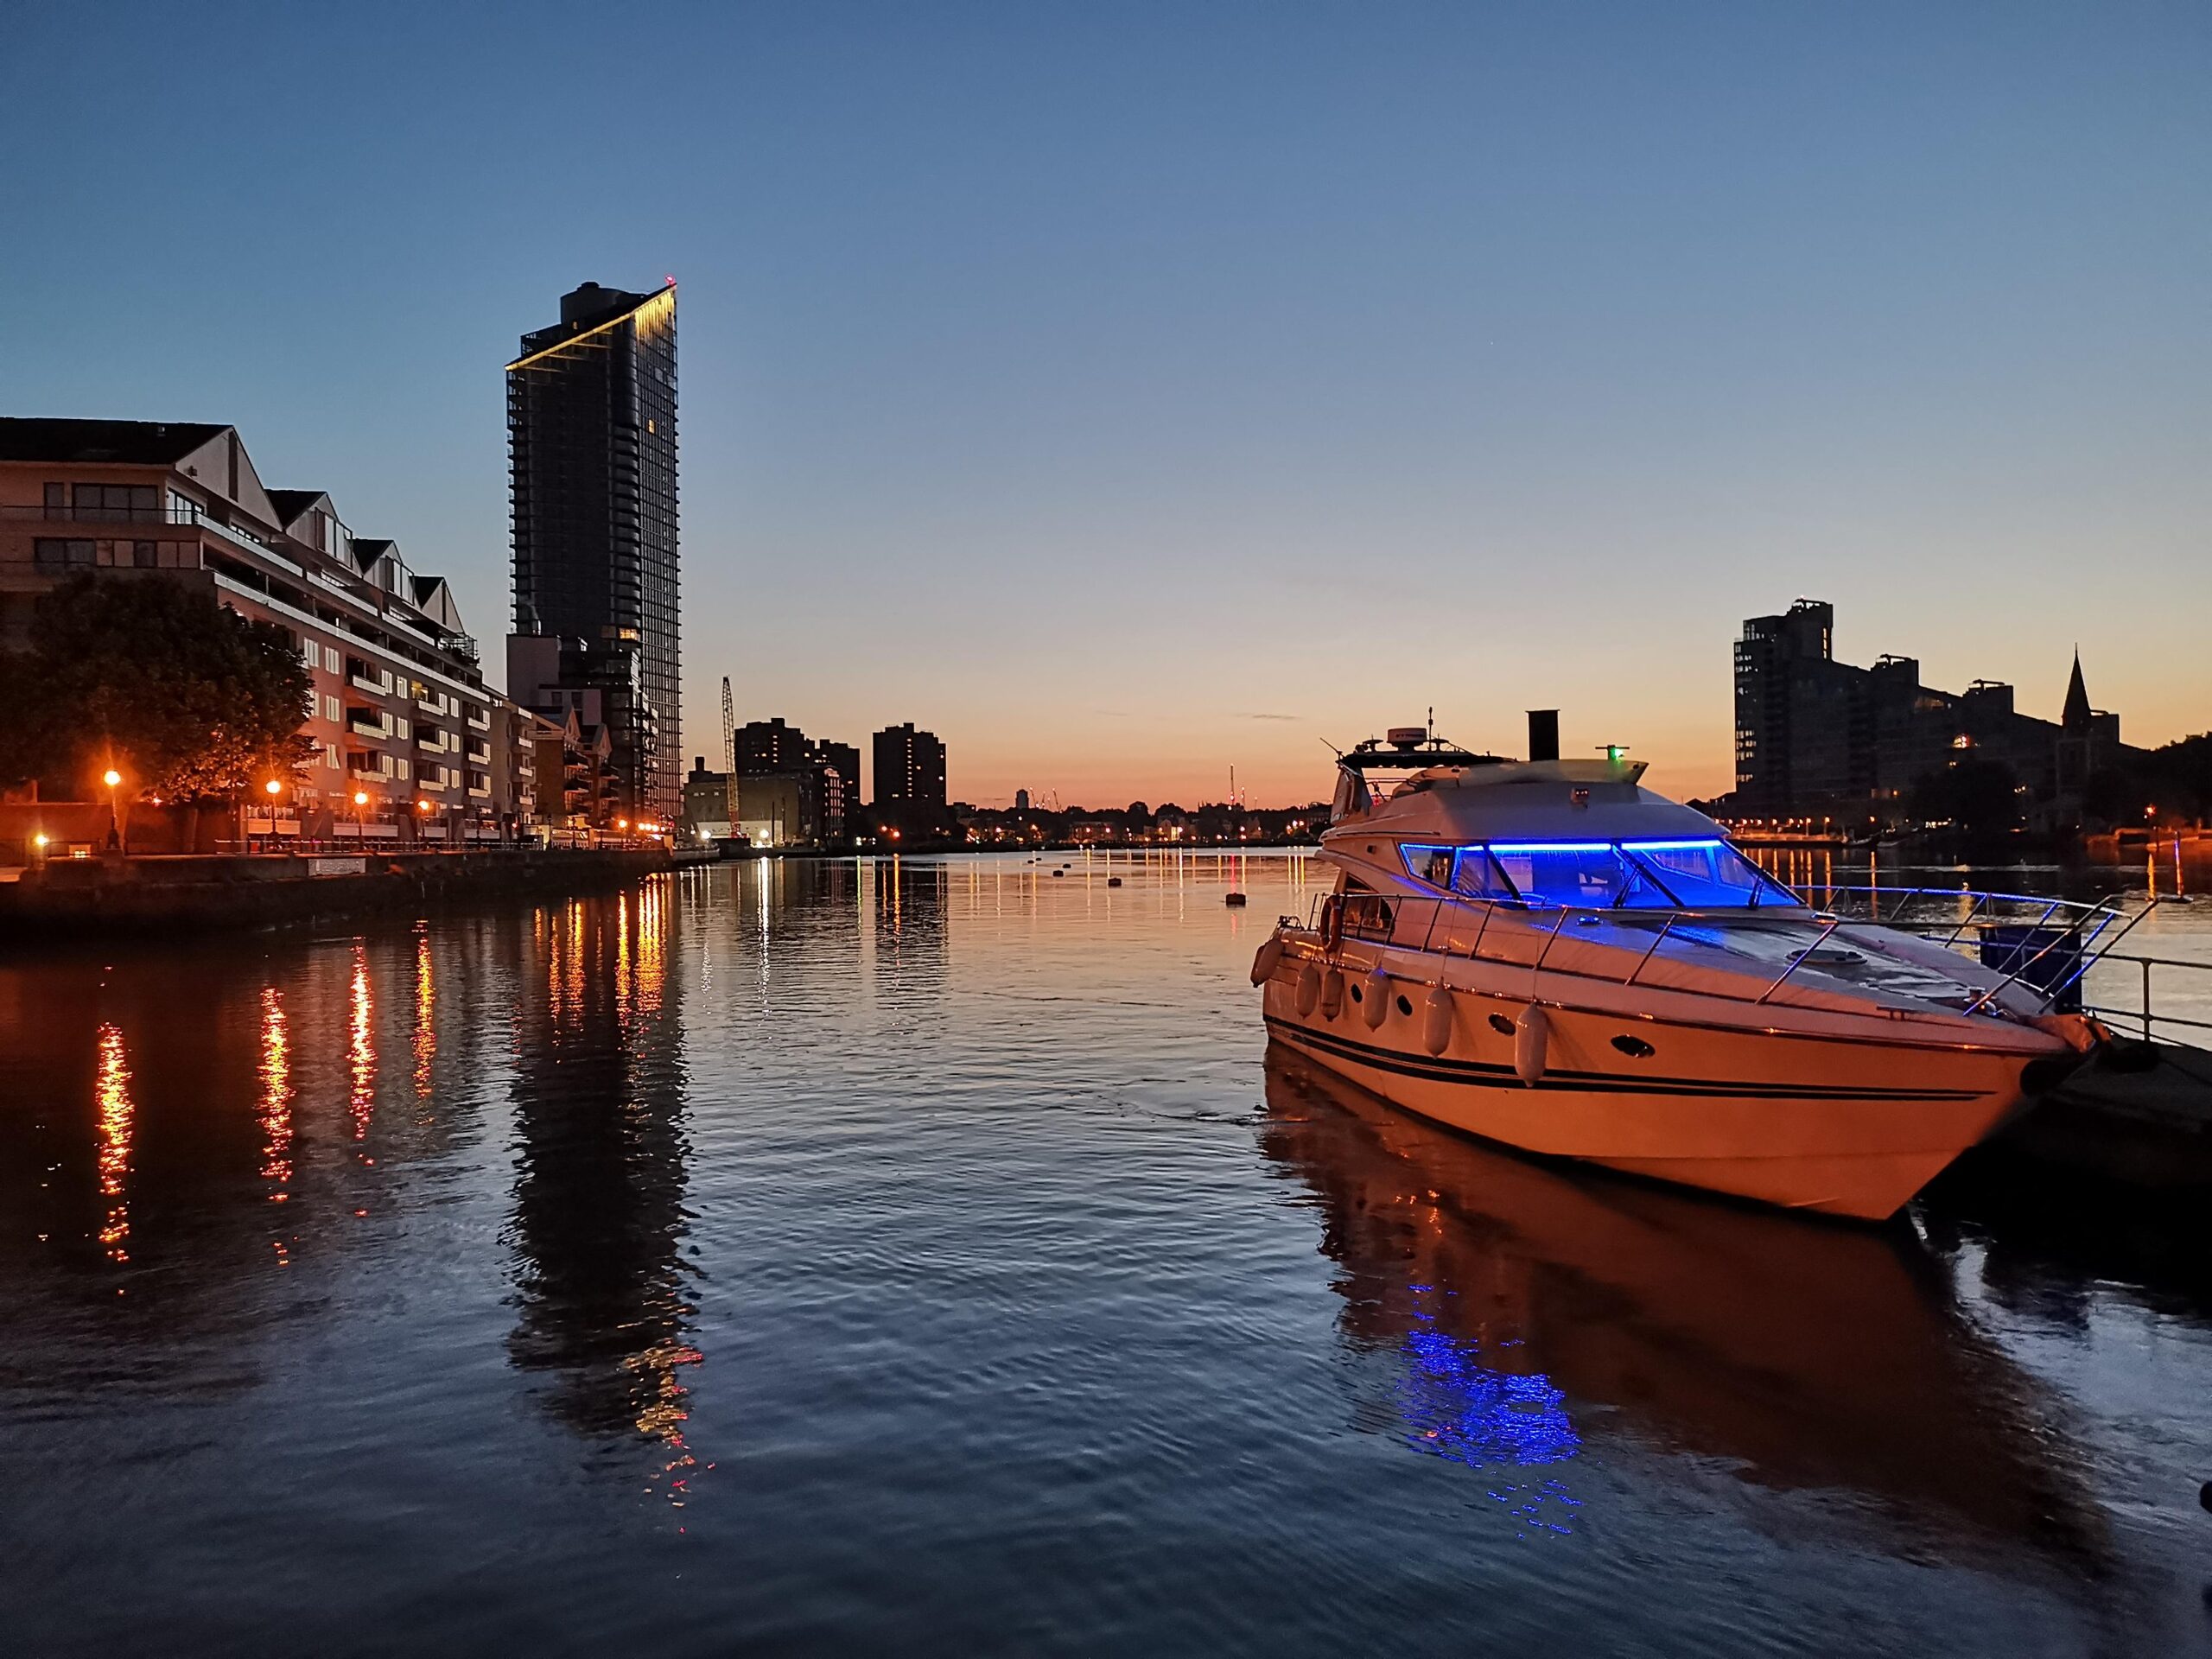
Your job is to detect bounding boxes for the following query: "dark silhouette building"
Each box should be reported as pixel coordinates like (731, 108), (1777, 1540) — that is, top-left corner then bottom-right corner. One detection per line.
(1730, 599), (2135, 826)
(816, 741), (861, 826)
(735, 716), (808, 776)
(872, 723), (946, 809)
(506, 281), (679, 820)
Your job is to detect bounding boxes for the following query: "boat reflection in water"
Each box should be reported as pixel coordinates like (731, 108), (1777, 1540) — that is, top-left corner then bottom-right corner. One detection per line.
(1259, 1048), (2107, 1569)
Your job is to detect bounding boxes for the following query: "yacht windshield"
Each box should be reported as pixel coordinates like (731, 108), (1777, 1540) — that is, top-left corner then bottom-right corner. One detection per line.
(1489, 843), (1675, 910)
(1451, 847), (1515, 900)
(1401, 843), (1456, 887)
(1395, 836), (1802, 911)
(1620, 840), (1802, 910)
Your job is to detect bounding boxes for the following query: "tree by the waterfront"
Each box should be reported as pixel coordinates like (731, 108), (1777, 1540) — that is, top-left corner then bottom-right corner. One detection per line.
(1907, 754), (2024, 841)
(0, 575), (314, 801)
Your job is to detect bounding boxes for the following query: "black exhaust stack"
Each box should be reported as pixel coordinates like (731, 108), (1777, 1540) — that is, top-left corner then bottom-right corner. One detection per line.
(1527, 709), (1560, 763)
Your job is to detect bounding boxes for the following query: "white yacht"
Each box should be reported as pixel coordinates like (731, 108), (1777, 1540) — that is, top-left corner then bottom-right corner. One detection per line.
(1252, 722), (2118, 1220)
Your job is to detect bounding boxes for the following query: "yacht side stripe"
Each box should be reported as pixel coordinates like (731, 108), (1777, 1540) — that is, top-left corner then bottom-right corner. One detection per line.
(1264, 1018), (1986, 1101)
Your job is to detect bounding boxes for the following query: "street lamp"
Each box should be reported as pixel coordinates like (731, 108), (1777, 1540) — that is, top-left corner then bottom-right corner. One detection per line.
(352, 790), (369, 840)
(102, 768), (123, 855)
(253, 777), (283, 853)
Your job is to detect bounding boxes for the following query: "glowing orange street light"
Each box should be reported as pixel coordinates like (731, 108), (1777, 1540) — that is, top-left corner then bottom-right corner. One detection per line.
(103, 769), (124, 855)
(265, 779), (283, 797)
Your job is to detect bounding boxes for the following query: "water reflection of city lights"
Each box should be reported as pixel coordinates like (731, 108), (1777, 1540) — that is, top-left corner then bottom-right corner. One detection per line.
(413, 931), (436, 1099)
(259, 988), (293, 1200)
(628, 880), (667, 1021)
(94, 1022), (134, 1263)
(349, 948), (375, 1142)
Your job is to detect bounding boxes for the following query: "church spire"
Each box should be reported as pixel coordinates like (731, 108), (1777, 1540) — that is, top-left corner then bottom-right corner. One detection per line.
(2062, 647), (2093, 728)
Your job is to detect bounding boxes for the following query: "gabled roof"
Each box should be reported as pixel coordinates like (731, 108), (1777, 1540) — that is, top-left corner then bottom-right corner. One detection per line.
(352, 537), (396, 572)
(267, 488), (328, 525)
(0, 417), (230, 465)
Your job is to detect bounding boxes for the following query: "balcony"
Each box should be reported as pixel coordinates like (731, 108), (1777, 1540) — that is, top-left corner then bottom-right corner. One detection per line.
(345, 707), (391, 739)
(1, 504), (189, 525)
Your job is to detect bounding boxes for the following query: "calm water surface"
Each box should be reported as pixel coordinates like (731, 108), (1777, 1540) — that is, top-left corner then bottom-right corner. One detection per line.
(2, 853), (2209, 1656)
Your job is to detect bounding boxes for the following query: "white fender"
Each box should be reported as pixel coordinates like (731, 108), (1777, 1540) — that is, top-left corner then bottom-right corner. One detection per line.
(1421, 984), (1453, 1056)
(1514, 1004), (1548, 1085)
(1294, 962), (1321, 1016)
(1251, 938), (1286, 987)
(1320, 966), (1344, 1019)
(1361, 967), (1390, 1030)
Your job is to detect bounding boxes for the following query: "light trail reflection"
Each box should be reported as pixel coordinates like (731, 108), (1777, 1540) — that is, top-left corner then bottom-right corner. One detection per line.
(413, 930), (435, 1099)
(93, 1022), (134, 1263)
(349, 946), (375, 1142)
(259, 987), (293, 1205)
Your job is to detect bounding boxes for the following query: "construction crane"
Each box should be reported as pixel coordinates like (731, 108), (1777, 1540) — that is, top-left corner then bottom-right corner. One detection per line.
(721, 677), (739, 837)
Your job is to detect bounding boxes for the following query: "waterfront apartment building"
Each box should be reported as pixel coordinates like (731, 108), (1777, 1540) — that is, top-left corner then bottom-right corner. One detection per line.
(735, 716), (809, 775)
(0, 419), (539, 842)
(1730, 598), (2135, 825)
(684, 717), (853, 847)
(507, 280), (680, 823)
(816, 741), (860, 831)
(872, 723), (947, 808)
(869, 722), (950, 842)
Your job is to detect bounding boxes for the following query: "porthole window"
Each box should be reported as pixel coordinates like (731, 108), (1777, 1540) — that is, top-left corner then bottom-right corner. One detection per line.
(1611, 1034), (1656, 1059)
(1488, 1013), (1515, 1036)
(1349, 982), (1363, 1003)
(1395, 995), (1413, 1017)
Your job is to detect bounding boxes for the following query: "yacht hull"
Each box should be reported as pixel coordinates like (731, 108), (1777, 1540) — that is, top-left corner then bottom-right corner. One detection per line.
(1261, 963), (2058, 1220)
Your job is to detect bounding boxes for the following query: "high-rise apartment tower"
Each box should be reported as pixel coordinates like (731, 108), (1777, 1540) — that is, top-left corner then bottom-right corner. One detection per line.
(507, 280), (679, 818)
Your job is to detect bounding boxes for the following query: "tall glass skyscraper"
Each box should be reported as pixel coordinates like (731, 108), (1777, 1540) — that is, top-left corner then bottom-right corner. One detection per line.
(507, 281), (679, 819)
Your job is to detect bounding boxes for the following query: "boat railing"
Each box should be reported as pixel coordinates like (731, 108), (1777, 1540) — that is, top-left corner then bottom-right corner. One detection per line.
(1295, 882), (2209, 1047)
(2077, 949), (2212, 1047)
(1777, 883), (2212, 1040)
(1296, 888), (2012, 1017)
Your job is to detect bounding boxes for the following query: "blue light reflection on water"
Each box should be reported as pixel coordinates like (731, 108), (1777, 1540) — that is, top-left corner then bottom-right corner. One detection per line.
(1395, 1292), (1582, 1538)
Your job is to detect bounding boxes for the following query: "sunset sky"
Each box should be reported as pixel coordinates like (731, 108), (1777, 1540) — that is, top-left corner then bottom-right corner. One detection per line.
(3, 3), (2205, 806)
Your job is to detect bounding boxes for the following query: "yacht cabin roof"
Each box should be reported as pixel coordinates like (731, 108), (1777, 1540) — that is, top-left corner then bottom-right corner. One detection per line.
(1325, 759), (1722, 847)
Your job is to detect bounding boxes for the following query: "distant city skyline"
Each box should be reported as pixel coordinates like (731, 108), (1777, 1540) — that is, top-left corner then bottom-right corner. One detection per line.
(3, 5), (2205, 807)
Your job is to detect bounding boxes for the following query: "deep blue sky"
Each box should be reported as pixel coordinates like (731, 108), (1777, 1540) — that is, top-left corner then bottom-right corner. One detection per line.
(4, 2), (2205, 804)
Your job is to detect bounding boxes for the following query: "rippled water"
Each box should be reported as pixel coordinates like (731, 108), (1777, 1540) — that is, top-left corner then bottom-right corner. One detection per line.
(2, 854), (2209, 1656)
